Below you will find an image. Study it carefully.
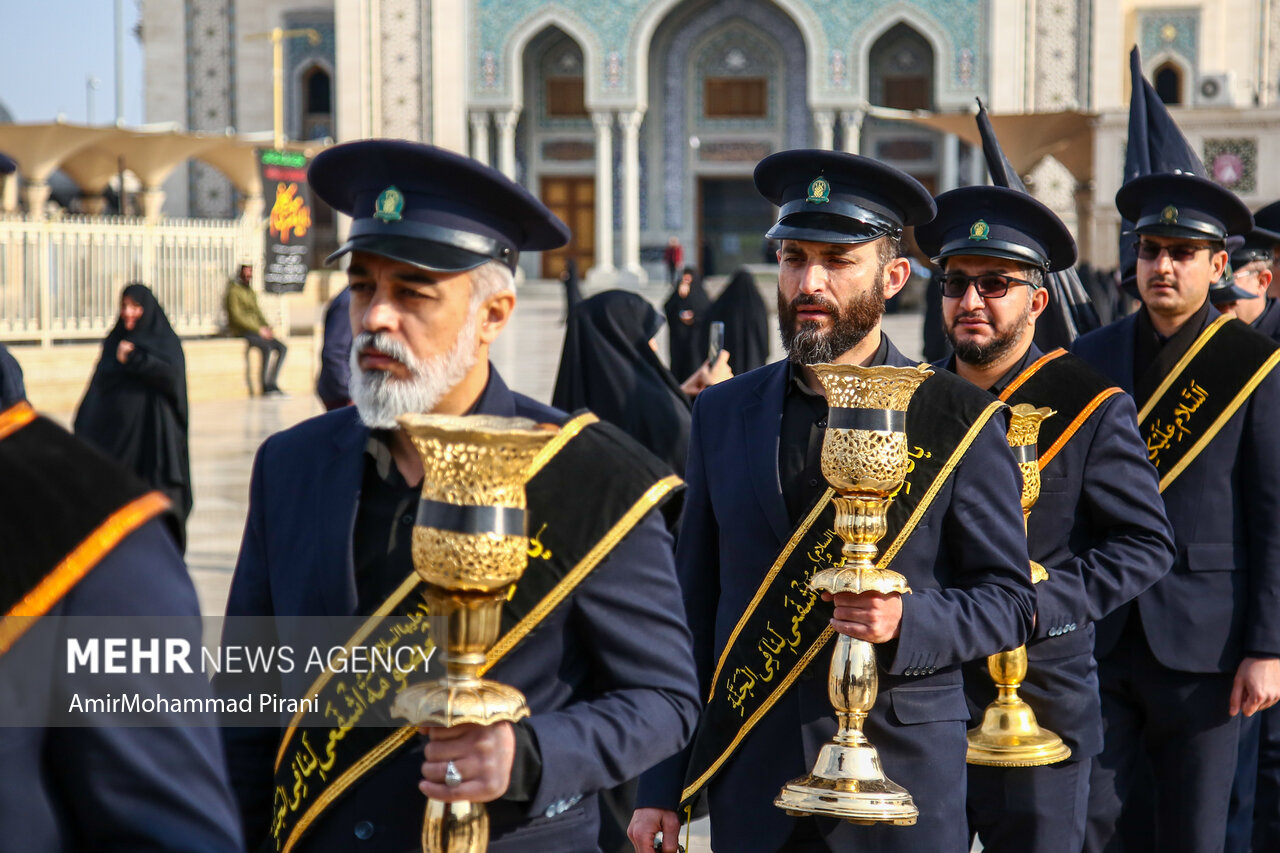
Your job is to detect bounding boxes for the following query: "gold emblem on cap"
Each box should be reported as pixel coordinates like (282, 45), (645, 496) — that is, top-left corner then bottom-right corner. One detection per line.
(969, 220), (991, 241)
(374, 186), (405, 223)
(1161, 205), (1179, 225)
(806, 177), (831, 205)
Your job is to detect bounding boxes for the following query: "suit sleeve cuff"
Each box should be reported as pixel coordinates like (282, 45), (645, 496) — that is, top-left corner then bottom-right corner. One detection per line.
(500, 720), (543, 804)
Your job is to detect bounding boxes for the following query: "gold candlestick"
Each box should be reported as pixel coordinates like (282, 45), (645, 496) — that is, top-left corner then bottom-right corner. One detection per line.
(966, 404), (1071, 767)
(391, 414), (558, 853)
(774, 364), (931, 826)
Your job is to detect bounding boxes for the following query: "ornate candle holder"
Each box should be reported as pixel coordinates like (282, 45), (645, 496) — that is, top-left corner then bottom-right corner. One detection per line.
(391, 414), (558, 853)
(774, 364), (931, 826)
(966, 404), (1071, 767)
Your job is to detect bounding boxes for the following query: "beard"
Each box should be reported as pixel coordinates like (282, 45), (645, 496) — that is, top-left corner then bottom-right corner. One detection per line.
(348, 320), (479, 430)
(946, 298), (1032, 367)
(778, 279), (885, 365)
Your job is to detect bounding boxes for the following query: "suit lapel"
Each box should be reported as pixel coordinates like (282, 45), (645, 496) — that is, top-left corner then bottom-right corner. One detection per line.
(742, 363), (792, 545)
(310, 411), (366, 615)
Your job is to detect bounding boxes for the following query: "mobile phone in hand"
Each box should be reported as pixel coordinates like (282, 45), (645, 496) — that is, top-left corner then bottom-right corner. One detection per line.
(707, 321), (725, 365)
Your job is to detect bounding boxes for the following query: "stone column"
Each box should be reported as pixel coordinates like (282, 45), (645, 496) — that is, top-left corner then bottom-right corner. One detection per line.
(813, 110), (835, 150)
(618, 109), (646, 283)
(1, 173), (17, 213)
(495, 109), (520, 180)
(940, 132), (960, 191)
(23, 182), (51, 220)
(470, 112), (491, 166)
(590, 111), (616, 279)
(840, 108), (865, 154)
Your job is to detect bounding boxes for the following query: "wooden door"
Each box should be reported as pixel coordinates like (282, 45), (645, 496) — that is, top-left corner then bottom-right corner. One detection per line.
(540, 176), (595, 279)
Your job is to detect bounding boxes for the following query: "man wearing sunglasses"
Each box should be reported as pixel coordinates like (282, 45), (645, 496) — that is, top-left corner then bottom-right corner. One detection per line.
(915, 186), (1174, 853)
(1071, 172), (1280, 853)
(632, 150), (1036, 853)
(1210, 227), (1280, 343)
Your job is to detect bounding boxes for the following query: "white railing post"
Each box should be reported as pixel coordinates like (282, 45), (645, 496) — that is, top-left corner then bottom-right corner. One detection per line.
(37, 220), (52, 347)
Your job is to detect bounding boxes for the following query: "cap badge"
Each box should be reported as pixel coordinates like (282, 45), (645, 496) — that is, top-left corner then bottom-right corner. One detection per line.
(374, 186), (404, 223)
(806, 177), (831, 205)
(1161, 205), (1179, 225)
(969, 219), (991, 241)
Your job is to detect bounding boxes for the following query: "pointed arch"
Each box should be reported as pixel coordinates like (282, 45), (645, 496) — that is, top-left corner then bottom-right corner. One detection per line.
(496, 8), (603, 110)
(850, 4), (959, 109)
(630, 0), (824, 109)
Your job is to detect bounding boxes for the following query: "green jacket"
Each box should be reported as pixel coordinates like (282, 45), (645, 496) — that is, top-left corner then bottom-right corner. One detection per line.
(225, 280), (269, 337)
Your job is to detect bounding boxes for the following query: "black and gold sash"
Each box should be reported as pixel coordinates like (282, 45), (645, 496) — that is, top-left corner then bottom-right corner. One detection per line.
(678, 372), (1005, 808)
(270, 413), (682, 852)
(0, 401), (171, 658)
(1136, 315), (1280, 491)
(998, 349), (1124, 471)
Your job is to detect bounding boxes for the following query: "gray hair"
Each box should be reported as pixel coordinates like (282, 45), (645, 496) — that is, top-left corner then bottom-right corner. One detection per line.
(468, 261), (515, 308)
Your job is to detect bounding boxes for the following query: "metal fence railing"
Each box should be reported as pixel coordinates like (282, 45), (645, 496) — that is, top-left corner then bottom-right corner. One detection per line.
(0, 213), (263, 345)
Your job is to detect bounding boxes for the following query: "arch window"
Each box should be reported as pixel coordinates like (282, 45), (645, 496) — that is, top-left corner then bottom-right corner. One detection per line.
(869, 23), (934, 111)
(300, 65), (332, 139)
(1154, 62), (1184, 105)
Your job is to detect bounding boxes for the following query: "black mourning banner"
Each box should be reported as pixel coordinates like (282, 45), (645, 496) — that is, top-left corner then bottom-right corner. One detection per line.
(258, 149), (314, 294)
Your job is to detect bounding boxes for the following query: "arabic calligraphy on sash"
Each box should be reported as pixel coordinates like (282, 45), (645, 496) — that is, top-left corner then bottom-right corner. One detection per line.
(1145, 380), (1208, 465)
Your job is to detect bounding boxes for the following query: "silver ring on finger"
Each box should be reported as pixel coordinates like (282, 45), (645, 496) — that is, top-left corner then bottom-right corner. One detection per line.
(444, 760), (463, 789)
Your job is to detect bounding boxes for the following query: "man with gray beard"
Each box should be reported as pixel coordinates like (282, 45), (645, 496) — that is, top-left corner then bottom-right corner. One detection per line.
(631, 150), (1035, 853)
(216, 140), (699, 853)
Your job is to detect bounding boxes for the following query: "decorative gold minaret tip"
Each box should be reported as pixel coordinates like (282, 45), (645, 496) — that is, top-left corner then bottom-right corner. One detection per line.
(774, 363), (928, 826)
(391, 413), (559, 853)
(966, 405), (1070, 768)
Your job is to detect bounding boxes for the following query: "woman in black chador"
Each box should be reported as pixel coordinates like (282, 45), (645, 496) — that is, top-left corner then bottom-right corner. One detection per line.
(706, 267), (770, 375)
(75, 283), (192, 550)
(663, 266), (710, 379)
(553, 290), (693, 477)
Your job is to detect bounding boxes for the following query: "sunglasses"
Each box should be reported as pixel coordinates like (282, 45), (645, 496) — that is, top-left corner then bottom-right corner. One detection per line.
(1135, 241), (1215, 262)
(939, 273), (1035, 299)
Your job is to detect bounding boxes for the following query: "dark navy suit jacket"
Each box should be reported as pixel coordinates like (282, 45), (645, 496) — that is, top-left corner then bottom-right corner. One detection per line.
(0, 518), (243, 853)
(1252, 298), (1280, 344)
(637, 339), (1036, 853)
(1073, 312), (1280, 671)
(218, 369), (700, 853)
(941, 345), (1175, 759)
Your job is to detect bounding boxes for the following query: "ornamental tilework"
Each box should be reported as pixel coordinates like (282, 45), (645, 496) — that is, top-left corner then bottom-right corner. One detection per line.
(1034, 0), (1080, 110)
(381, 0), (424, 140)
(1204, 138), (1257, 195)
(533, 32), (592, 131)
(1138, 9), (1199, 70)
(660, 0), (806, 231)
(185, 0), (235, 218)
(284, 10), (335, 141)
(474, 0), (982, 100)
(807, 0), (983, 92)
(1026, 156), (1076, 228)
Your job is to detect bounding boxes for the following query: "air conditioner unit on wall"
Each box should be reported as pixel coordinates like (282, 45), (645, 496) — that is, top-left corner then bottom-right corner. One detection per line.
(1197, 72), (1236, 107)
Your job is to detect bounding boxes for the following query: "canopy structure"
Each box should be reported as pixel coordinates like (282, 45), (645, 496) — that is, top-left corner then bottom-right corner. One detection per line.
(0, 120), (326, 219)
(873, 107), (1097, 186)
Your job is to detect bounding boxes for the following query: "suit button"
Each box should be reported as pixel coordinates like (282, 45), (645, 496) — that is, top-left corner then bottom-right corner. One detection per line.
(1068, 622), (1077, 631)
(401, 514), (414, 526)
(808, 478), (819, 487)
(354, 820), (375, 840)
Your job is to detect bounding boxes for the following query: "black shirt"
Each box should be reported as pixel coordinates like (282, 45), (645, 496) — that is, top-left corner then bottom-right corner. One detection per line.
(779, 334), (891, 524)
(1134, 298), (1211, 407)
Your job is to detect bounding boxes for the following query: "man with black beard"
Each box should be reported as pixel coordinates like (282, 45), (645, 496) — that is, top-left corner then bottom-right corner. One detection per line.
(631, 150), (1036, 853)
(1072, 172), (1280, 853)
(216, 140), (700, 853)
(917, 186), (1173, 853)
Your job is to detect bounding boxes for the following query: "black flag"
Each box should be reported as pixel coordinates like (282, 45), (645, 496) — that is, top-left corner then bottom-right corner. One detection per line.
(1118, 46), (1208, 294)
(975, 100), (1100, 348)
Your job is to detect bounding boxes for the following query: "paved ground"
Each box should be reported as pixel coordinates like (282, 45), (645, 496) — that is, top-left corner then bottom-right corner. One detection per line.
(57, 279), (928, 853)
